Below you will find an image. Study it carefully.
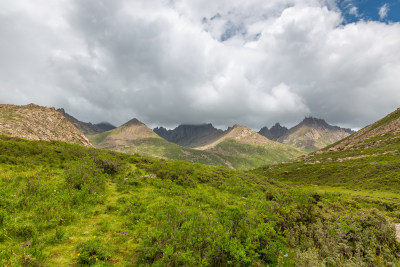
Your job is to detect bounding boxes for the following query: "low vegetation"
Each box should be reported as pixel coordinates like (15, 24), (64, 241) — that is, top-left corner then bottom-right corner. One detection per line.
(253, 132), (400, 192)
(0, 135), (399, 266)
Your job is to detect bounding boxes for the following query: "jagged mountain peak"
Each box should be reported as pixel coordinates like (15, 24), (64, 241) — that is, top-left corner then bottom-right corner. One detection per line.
(154, 123), (224, 148)
(299, 117), (330, 128)
(296, 117), (354, 134)
(259, 122), (288, 141)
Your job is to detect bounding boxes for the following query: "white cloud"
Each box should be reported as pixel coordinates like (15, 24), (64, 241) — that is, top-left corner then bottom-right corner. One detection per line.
(349, 6), (358, 16)
(0, 0), (400, 130)
(379, 3), (389, 20)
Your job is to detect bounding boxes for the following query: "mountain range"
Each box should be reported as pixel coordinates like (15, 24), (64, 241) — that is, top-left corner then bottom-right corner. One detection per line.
(0, 103), (356, 170)
(88, 118), (302, 169)
(154, 124), (224, 148)
(154, 117), (354, 152)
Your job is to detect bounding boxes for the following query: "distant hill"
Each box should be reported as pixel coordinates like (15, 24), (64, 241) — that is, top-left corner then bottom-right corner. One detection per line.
(88, 118), (234, 168)
(258, 123), (288, 140)
(195, 124), (303, 169)
(253, 108), (400, 191)
(154, 124), (224, 148)
(276, 117), (354, 152)
(0, 104), (90, 146)
(57, 108), (116, 135)
(89, 119), (302, 170)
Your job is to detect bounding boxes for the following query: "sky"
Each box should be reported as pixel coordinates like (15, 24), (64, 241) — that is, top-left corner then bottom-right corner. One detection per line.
(0, 0), (400, 130)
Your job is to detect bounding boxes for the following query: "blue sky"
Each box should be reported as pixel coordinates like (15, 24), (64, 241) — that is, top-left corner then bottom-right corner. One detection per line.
(338, 0), (400, 23)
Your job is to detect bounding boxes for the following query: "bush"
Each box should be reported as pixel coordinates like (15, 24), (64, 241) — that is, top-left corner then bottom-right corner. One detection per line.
(92, 155), (122, 175)
(64, 158), (106, 194)
(76, 239), (110, 265)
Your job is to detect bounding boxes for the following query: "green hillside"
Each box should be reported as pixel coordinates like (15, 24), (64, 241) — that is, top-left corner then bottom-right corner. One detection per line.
(253, 109), (400, 192)
(206, 139), (303, 169)
(0, 135), (399, 266)
(88, 122), (302, 170)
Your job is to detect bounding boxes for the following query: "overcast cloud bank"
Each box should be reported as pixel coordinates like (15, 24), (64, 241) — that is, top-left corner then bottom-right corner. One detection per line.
(0, 0), (399, 129)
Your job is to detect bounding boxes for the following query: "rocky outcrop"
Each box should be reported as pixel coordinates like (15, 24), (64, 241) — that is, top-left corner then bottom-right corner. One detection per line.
(0, 104), (91, 146)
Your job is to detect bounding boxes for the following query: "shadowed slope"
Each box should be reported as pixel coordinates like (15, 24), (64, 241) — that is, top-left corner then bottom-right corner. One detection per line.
(57, 108), (115, 135)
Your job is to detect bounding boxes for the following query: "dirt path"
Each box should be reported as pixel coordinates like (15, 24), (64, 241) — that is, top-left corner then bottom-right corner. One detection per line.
(395, 223), (400, 242)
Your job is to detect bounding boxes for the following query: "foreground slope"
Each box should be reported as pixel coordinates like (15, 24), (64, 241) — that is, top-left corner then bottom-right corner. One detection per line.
(196, 125), (303, 169)
(57, 108), (116, 135)
(0, 104), (90, 146)
(254, 108), (400, 191)
(277, 117), (353, 152)
(0, 136), (399, 266)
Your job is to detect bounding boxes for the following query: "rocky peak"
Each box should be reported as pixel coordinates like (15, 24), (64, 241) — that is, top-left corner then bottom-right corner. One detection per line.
(154, 123), (224, 148)
(259, 122), (288, 141)
(298, 117), (355, 134)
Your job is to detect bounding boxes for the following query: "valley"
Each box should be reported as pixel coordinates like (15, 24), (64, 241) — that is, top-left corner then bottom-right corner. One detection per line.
(0, 104), (399, 265)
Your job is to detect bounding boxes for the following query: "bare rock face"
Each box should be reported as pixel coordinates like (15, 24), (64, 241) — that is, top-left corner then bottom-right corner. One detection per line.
(259, 123), (288, 140)
(0, 104), (91, 146)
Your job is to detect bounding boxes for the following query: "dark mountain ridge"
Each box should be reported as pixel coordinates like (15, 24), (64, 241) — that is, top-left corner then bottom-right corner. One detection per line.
(57, 108), (116, 135)
(258, 123), (288, 140)
(154, 123), (224, 148)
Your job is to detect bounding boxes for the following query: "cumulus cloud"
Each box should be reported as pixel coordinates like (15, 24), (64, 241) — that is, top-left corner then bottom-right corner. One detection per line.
(0, 0), (400, 130)
(379, 3), (389, 20)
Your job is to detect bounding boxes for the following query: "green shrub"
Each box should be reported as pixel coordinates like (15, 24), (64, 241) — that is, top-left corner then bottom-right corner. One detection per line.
(92, 155), (122, 175)
(76, 239), (110, 265)
(64, 158), (106, 194)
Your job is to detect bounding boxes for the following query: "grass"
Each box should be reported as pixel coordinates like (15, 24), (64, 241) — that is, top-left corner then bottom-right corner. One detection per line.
(0, 135), (399, 266)
(209, 139), (303, 169)
(87, 131), (113, 144)
(253, 126), (400, 192)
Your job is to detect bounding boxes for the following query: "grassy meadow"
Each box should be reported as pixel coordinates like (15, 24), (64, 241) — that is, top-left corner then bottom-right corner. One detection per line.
(0, 135), (399, 266)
